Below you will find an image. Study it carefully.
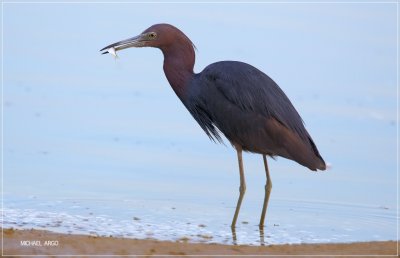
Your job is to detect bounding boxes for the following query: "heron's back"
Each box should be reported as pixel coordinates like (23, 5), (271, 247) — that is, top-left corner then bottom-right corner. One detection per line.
(185, 61), (325, 171)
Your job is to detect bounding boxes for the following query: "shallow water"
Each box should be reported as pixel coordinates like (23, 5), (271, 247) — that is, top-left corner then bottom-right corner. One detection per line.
(2, 196), (396, 245)
(2, 3), (398, 246)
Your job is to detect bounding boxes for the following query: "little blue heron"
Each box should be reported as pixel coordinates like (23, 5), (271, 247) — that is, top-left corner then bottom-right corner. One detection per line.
(100, 23), (326, 229)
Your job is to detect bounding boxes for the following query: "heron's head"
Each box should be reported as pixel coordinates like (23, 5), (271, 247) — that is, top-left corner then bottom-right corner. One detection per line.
(100, 23), (195, 55)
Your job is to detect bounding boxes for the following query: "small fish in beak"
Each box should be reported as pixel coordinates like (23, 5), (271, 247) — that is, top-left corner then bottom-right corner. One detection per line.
(101, 35), (144, 58)
(107, 47), (118, 59)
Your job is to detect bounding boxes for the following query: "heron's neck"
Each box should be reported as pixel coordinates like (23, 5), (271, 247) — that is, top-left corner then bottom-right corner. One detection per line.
(162, 44), (195, 99)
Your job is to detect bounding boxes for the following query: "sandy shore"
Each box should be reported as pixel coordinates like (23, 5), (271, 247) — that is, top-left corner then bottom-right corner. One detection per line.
(3, 228), (397, 257)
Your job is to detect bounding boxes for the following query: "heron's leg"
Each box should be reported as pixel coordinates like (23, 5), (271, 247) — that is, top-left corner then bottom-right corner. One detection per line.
(231, 147), (246, 228)
(259, 155), (272, 228)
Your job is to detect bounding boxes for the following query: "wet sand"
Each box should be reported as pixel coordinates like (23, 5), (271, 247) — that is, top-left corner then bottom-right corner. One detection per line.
(3, 228), (397, 257)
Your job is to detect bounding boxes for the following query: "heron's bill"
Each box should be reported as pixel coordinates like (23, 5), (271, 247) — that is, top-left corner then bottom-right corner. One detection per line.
(100, 35), (144, 57)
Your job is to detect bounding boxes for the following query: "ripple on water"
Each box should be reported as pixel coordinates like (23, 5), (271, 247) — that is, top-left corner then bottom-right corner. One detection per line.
(2, 198), (396, 245)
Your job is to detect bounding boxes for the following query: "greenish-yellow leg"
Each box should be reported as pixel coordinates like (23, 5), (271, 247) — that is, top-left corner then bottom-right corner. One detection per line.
(231, 147), (246, 228)
(259, 155), (272, 228)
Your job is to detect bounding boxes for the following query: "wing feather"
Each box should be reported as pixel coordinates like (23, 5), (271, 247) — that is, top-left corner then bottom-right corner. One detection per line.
(201, 61), (310, 142)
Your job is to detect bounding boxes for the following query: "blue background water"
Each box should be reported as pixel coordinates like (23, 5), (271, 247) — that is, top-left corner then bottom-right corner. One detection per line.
(2, 2), (397, 245)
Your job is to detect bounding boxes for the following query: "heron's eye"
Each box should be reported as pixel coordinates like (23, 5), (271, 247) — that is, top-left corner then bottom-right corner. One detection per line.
(148, 32), (157, 39)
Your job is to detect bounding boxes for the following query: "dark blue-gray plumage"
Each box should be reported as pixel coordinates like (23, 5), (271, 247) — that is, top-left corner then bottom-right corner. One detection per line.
(101, 23), (326, 229)
(186, 61), (325, 171)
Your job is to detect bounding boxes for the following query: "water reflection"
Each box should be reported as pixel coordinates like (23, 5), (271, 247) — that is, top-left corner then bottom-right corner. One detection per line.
(5, 197), (395, 245)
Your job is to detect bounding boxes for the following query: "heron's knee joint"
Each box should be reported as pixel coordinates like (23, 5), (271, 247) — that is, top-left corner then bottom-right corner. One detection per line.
(265, 183), (272, 190)
(239, 185), (246, 193)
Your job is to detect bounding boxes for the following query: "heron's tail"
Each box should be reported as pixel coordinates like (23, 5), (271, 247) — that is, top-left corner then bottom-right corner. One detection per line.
(308, 137), (326, 171)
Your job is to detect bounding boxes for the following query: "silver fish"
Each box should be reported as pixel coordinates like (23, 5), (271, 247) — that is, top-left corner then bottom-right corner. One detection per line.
(108, 47), (118, 58)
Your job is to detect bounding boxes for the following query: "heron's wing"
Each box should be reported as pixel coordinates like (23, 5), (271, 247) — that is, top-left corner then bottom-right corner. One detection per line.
(184, 96), (224, 143)
(201, 61), (310, 142)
